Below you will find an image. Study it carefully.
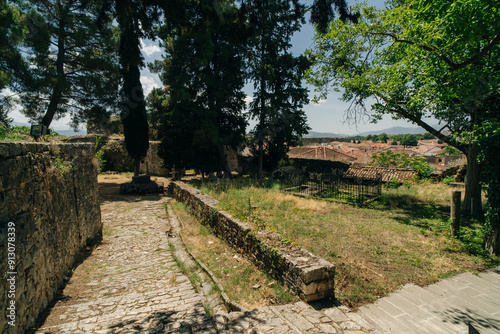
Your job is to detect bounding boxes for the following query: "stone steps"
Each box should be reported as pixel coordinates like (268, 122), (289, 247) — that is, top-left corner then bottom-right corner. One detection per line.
(356, 268), (500, 334)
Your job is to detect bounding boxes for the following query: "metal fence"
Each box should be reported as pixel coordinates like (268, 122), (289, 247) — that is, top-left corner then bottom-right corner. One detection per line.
(278, 169), (382, 204)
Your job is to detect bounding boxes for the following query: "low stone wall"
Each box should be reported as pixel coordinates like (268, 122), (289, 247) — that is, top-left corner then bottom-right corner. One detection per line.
(169, 181), (335, 302)
(0, 143), (102, 334)
(66, 136), (169, 176)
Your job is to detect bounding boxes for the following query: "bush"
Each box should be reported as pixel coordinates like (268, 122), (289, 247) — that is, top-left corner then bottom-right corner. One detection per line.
(370, 151), (434, 179)
(477, 122), (500, 255)
(442, 176), (455, 185)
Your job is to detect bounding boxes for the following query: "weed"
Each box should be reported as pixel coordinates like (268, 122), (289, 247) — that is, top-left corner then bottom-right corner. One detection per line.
(189, 272), (202, 292)
(168, 242), (176, 252)
(442, 176), (455, 185)
(327, 250), (337, 259)
(209, 282), (221, 294)
(271, 283), (296, 304)
(174, 257), (186, 274)
(203, 301), (214, 317)
(199, 225), (212, 236)
(168, 274), (178, 286)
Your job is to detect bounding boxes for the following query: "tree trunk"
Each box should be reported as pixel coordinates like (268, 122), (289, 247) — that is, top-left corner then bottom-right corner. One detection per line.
(257, 135), (264, 179)
(217, 144), (232, 179)
(134, 158), (140, 177)
(42, 18), (66, 128)
(463, 145), (483, 218)
(485, 227), (500, 256)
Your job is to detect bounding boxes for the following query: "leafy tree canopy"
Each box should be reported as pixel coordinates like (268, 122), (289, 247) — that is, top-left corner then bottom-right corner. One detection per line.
(370, 151), (433, 179)
(245, 0), (311, 176)
(306, 0), (500, 215)
(12, 0), (121, 129)
(154, 0), (247, 176)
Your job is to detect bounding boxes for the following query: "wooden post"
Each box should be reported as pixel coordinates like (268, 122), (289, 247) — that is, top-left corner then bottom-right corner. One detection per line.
(451, 191), (461, 237)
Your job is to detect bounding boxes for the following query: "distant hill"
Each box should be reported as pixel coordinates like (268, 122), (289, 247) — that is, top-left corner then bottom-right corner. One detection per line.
(306, 124), (440, 138)
(356, 126), (433, 136)
(305, 131), (347, 138)
(11, 122), (87, 137)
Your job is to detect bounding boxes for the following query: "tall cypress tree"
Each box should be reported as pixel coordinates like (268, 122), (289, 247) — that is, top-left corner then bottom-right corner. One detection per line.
(115, 0), (150, 176)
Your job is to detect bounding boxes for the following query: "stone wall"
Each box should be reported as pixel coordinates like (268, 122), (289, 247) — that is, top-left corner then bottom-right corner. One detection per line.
(66, 136), (169, 176)
(140, 141), (169, 176)
(169, 181), (335, 302)
(0, 143), (102, 334)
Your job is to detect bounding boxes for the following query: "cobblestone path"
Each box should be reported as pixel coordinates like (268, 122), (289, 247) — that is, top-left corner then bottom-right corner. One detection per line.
(35, 186), (372, 334)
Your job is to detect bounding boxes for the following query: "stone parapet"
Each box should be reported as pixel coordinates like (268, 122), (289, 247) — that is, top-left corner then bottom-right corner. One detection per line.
(0, 142), (102, 334)
(169, 181), (335, 302)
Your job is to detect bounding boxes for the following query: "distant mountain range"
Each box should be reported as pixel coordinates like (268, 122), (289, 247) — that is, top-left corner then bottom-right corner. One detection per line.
(11, 121), (435, 138)
(305, 125), (439, 138)
(11, 122), (87, 137)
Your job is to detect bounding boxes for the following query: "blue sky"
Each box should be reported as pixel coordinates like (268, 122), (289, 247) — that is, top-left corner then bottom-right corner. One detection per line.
(5, 0), (434, 135)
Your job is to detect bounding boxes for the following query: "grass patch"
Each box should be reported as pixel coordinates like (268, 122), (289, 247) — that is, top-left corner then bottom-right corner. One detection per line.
(168, 242), (176, 252)
(203, 301), (214, 317)
(190, 178), (500, 309)
(170, 201), (299, 310)
(173, 256), (187, 274)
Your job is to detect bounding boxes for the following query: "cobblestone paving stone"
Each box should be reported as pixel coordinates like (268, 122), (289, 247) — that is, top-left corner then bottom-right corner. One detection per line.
(36, 189), (372, 334)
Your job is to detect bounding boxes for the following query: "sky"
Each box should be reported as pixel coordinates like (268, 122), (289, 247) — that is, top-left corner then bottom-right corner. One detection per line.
(4, 0), (434, 135)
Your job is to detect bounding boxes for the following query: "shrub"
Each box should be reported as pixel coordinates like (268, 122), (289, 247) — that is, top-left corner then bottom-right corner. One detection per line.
(442, 176), (455, 185)
(370, 151), (434, 179)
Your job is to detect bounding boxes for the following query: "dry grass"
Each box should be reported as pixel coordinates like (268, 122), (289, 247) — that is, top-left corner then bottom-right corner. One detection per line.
(191, 178), (499, 309)
(170, 200), (299, 310)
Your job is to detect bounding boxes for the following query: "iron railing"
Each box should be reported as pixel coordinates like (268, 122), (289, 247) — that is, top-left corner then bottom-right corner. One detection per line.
(278, 169), (382, 204)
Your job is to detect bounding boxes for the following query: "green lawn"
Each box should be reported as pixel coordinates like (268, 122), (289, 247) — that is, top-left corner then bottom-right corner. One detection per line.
(190, 178), (499, 308)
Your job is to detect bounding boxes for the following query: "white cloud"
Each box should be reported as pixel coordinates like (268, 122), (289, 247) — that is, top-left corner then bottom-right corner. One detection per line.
(244, 96), (254, 105)
(311, 99), (327, 106)
(140, 39), (162, 57)
(140, 75), (161, 96)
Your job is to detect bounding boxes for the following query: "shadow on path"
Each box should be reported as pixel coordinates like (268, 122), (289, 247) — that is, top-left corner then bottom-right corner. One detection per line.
(439, 308), (500, 333)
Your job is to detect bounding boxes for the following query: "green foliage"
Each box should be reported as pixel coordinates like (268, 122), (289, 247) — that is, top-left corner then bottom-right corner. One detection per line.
(400, 134), (418, 147)
(442, 176), (455, 185)
(458, 223), (489, 258)
(174, 256), (187, 274)
(370, 151), (434, 179)
(476, 123), (500, 239)
(388, 177), (400, 189)
(155, 1), (246, 176)
(305, 0), (499, 214)
(115, 0), (150, 169)
(52, 149), (72, 177)
(1, 125), (31, 141)
(0, 1), (27, 91)
(0, 122), (6, 140)
(438, 146), (463, 156)
(13, 0), (120, 128)
(245, 0), (311, 176)
(202, 301), (214, 317)
(377, 133), (389, 143)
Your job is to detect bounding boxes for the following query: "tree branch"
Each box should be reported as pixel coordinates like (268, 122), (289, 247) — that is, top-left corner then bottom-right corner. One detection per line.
(371, 31), (500, 71)
(373, 96), (466, 151)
